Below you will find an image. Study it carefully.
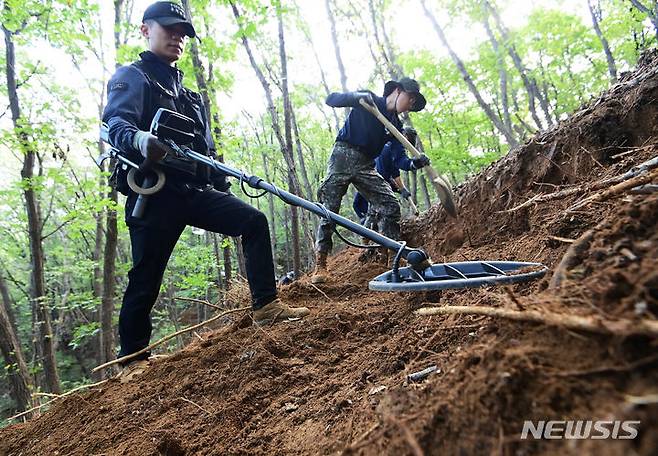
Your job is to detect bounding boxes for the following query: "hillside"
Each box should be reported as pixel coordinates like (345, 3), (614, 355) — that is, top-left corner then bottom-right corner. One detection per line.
(1, 50), (657, 456)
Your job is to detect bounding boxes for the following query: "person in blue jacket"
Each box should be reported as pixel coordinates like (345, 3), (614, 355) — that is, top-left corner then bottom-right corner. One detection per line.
(102, 1), (309, 379)
(352, 127), (424, 228)
(311, 78), (431, 283)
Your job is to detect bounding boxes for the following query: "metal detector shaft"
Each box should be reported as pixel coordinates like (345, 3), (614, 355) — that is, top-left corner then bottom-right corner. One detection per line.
(182, 149), (430, 268)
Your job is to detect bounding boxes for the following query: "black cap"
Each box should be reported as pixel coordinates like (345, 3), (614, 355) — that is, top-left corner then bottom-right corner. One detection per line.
(383, 77), (427, 112)
(142, 2), (196, 38)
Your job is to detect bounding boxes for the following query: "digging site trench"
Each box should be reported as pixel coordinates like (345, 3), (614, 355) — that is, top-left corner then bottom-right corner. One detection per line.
(2, 51), (658, 456)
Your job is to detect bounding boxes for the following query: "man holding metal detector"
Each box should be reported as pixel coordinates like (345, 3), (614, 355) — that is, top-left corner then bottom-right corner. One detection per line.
(312, 78), (431, 284)
(101, 1), (309, 378)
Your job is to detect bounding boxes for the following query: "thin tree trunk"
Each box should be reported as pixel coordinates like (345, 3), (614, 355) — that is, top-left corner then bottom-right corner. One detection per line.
(261, 153), (278, 265)
(278, 9), (301, 278)
(3, 15), (61, 394)
(483, 0), (553, 128)
(99, 0), (125, 377)
(0, 271), (33, 413)
(420, 0), (518, 148)
(233, 237), (247, 278)
(211, 233), (224, 291)
(482, 13), (513, 134)
(325, 0), (348, 92)
(420, 175), (431, 210)
(299, 13), (341, 131)
(230, 2), (302, 277)
(223, 236), (232, 291)
(588, 0), (618, 82)
(291, 108), (314, 201)
(629, 0), (658, 41)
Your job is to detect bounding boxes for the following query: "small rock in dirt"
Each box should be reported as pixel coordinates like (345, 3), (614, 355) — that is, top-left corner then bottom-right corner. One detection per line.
(634, 301), (648, 315)
(368, 385), (387, 396)
(335, 399), (353, 411)
(239, 350), (256, 362)
(283, 402), (299, 412)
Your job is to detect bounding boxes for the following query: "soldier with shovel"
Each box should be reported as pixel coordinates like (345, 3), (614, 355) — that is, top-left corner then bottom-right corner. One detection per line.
(312, 78), (430, 284)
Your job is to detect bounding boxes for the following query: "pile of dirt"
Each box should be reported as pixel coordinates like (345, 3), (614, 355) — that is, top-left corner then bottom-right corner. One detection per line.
(2, 51), (658, 455)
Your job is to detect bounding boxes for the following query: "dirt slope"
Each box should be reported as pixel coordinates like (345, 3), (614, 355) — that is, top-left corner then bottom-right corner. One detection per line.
(1, 51), (657, 456)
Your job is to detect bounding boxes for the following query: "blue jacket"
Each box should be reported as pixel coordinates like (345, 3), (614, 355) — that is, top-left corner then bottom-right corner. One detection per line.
(375, 142), (414, 182)
(326, 91), (403, 159)
(352, 142), (414, 221)
(102, 51), (228, 190)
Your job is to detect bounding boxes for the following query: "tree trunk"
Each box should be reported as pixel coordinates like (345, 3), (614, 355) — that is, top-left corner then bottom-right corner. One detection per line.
(261, 153), (278, 265)
(588, 0), (618, 82)
(3, 16), (61, 394)
(483, 0), (553, 128)
(211, 233), (224, 292)
(420, 0), (518, 148)
(233, 237), (247, 278)
(278, 9), (302, 278)
(325, 0), (349, 92)
(300, 20), (341, 131)
(0, 270), (33, 413)
(419, 175), (432, 210)
(481, 13), (514, 134)
(629, 0), (658, 41)
(223, 236), (232, 291)
(98, 0), (126, 378)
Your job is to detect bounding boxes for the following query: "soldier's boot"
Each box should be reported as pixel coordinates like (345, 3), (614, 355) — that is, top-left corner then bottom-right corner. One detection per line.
(253, 298), (310, 326)
(117, 359), (150, 384)
(311, 251), (329, 284)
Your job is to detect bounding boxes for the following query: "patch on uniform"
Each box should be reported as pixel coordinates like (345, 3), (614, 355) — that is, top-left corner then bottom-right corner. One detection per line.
(109, 82), (128, 92)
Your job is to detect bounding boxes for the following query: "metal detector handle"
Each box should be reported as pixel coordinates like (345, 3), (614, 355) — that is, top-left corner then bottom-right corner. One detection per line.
(131, 175), (155, 218)
(176, 146), (430, 269)
(131, 158), (157, 219)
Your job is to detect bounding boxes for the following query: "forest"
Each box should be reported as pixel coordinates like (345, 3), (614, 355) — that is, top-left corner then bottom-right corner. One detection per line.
(0, 1), (657, 450)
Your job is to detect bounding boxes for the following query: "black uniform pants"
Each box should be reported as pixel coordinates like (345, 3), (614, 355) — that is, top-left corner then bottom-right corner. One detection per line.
(118, 185), (277, 360)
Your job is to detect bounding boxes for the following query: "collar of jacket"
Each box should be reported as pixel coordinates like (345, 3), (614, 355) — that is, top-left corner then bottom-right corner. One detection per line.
(139, 51), (184, 84)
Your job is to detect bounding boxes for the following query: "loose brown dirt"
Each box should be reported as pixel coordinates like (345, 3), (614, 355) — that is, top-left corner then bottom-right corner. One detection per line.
(2, 51), (658, 456)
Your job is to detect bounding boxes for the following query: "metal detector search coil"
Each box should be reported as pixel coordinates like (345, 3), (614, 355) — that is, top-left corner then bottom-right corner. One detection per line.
(368, 261), (548, 292)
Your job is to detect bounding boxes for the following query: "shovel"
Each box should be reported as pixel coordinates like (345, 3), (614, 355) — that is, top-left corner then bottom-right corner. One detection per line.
(359, 99), (458, 218)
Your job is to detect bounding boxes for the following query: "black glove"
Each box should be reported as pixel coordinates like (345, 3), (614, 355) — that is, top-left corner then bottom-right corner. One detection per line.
(399, 188), (412, 200)
(133, 131), (176, 170)
(410, 154), (430, 170)
(350, 91), (374, 106)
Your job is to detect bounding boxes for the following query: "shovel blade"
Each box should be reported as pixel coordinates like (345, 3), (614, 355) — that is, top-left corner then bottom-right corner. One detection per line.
(432, 176), (458, 218)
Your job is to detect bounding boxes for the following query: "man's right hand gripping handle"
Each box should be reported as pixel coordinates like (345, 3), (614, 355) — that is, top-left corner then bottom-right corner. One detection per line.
(130, 131), (175, 218)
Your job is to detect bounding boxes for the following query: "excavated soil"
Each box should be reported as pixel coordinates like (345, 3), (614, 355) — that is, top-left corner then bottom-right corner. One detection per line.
(2, 51), (658, 455)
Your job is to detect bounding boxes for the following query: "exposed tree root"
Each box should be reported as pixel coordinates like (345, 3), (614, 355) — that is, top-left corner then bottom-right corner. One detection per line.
(415, 305), (658, 337)
(92, 306), (250, 372)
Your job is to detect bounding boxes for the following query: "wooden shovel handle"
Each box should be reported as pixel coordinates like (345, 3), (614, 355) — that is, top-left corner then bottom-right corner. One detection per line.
(359, 99), (458, 218)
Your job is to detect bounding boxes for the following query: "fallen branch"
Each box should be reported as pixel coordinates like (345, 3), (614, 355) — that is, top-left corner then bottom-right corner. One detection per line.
(8, 380), (109, 422)
(92, 306), (250, 372)
(550, 353), (658, 377)
(415, 305), (658, 337)
(173, 296), (224, 311)
(180, 396), (212, 415)
(548, 229), (595, 290)
(502, 154), (658, 213)
(309, 282), (333, 302)
(569, 166), (658, 212)
(343, 422), (381, 453)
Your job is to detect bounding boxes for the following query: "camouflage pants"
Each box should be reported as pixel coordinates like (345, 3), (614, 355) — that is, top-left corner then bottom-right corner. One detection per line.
(315, 141), (400, 253)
